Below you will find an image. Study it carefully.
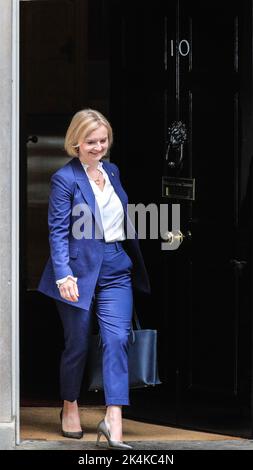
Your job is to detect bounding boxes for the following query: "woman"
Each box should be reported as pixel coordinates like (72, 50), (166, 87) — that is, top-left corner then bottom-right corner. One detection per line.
(38, 109), (150, 449)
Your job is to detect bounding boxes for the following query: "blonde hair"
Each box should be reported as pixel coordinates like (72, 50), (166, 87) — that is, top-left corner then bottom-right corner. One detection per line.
(64, 109), (113, 157)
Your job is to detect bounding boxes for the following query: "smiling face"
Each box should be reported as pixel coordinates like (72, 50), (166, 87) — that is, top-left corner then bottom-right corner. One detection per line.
(78, 125), (109, 166)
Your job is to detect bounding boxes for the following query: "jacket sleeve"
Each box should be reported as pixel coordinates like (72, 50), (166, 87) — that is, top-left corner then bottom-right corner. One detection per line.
(48, 172), (74, 280)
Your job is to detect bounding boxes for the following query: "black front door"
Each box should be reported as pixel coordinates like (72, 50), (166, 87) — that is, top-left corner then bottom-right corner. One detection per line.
(109, 0), (253, 437)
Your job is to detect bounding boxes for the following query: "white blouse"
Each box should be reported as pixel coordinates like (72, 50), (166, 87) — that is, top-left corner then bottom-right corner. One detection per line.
(56, 160), (126, 287)
(82, 160), (126, 243)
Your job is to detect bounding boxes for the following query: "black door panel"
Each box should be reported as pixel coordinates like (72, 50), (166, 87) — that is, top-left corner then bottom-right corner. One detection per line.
(109, 0), (253, 436)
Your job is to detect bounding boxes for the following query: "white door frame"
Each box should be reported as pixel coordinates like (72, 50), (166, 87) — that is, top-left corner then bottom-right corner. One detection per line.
(12, 0), (20, 445)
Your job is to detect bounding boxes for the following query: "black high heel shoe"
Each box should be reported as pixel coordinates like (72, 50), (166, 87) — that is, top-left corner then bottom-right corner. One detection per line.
(60, 409), (84, 439)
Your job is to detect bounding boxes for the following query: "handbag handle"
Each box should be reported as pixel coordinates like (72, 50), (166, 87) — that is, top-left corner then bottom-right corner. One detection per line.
(130, 307), (142, 344)
(133, 307), (141, 330)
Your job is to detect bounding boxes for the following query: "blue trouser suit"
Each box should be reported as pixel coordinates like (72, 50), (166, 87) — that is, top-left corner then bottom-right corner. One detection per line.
(55, 241), (133, 406)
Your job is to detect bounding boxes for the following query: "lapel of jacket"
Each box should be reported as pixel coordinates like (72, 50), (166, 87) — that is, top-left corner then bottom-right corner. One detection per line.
(71, 158), (103, 235)
(102, 161), (128, 212)
(102, 161), (137, 240)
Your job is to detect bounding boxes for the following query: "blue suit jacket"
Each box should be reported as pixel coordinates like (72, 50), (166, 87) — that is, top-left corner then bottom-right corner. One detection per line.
(38, 158), (151, 310)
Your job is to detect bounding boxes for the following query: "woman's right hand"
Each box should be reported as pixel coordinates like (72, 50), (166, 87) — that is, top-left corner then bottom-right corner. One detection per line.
(59, 279), (79, 302)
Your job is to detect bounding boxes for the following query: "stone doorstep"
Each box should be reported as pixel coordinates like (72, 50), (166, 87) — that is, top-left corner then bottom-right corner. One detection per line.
(16, 439), (253, 450)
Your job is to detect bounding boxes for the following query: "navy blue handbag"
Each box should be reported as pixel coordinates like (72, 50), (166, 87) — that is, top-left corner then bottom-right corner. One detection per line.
(87, 310), (162, 391)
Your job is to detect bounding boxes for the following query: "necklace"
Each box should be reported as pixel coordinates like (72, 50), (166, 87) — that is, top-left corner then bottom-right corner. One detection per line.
(86, 165), (103, 185)
(94, 169), (102, 185)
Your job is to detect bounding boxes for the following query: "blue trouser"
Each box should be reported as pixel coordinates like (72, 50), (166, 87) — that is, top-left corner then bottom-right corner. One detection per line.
(55, 241), (133, 406)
